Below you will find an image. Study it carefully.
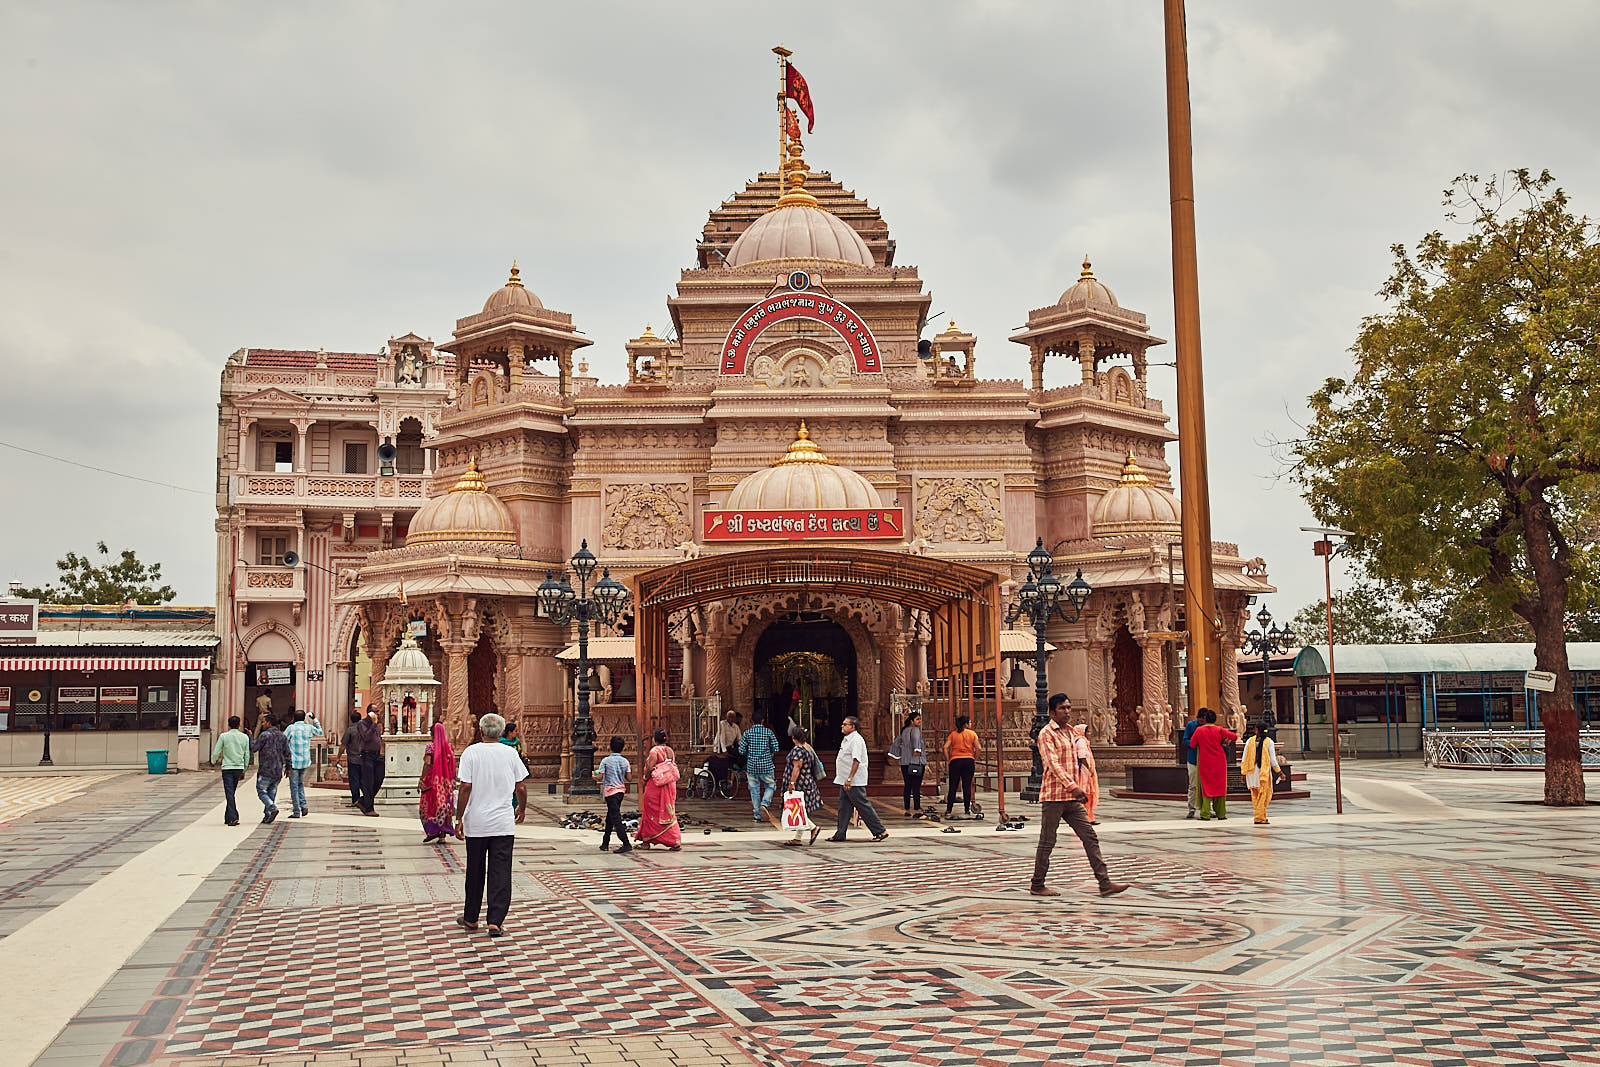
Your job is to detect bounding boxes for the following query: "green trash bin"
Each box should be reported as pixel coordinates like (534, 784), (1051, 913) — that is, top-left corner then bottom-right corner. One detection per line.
(145, 750), (169, 775)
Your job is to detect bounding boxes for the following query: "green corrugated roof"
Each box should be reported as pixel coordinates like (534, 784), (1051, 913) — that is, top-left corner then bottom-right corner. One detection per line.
(1293, 643), (1600, 678)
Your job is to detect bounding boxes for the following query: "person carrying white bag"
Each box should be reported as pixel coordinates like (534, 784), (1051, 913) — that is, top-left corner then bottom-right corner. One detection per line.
(779, 727), (826, 847)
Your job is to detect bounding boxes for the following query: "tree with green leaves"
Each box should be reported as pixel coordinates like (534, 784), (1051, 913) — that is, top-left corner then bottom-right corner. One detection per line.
(14, 542), (176, 605)
(1295, 170), (1599, 806)
(1292, 577), (1424, 645)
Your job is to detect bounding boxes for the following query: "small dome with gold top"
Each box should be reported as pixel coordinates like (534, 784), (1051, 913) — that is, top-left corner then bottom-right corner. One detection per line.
(1092, 453), (1180, 536)
(1058, 255), (1119, 310)
(482, 261), (544, 314)
(726, 139), (873, 268)
(405, 458), (519, 548)
(725, 422), (880, 510)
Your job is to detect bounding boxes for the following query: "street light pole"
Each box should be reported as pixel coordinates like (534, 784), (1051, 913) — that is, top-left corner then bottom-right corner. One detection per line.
(1302, 525), (1352, 815)
(1009, 538), (1092, 802)
(1242, 604), (1294, 738)
(539, 540), (630, 796)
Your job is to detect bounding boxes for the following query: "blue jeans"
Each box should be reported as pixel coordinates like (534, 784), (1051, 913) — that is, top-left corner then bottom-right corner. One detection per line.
(256, 773), (281, 816)
(287, 766), (308, 814)
(750, 773), (776, 817)
(221, 768), (242, 823)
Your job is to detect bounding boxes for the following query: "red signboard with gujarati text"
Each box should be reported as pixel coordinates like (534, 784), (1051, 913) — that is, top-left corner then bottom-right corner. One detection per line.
(720, 292), (880, 375)
(703, 507), (904, 542)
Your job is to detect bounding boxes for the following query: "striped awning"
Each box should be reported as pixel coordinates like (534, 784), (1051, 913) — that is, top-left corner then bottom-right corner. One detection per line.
(0, 655), (213, 672)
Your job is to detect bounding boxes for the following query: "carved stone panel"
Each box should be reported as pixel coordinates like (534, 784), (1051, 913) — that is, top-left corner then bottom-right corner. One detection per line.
(602, 482), (691, 551)
(915, 478), (1005, 543)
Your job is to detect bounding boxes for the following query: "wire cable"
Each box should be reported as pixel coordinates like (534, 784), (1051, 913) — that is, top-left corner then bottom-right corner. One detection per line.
(0, 438), (210, 496)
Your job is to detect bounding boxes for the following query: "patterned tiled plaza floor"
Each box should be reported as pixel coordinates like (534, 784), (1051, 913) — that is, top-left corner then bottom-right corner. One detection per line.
(12, 762), (1600, 1065)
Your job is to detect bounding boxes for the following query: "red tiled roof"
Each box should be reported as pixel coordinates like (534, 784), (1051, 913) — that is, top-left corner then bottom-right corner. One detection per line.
(246, 349), (380, 373)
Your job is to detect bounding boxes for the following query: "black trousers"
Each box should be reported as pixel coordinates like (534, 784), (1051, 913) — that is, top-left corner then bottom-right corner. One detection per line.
(602, 793), (631, 849)
(360, 751), (385, 811)
(463, 834), (515, 927)
(221, 768), (242, 823)
(346, 758), (363, 804)
(945, 757), (976, 812)
(900, 764), (925, 810)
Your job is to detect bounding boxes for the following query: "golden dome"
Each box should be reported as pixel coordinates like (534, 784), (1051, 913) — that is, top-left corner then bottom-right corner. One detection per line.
(725, 423), (880, 510)
(482, 261), (544, 314)
(1059, 255), (1119, 309)
(405, 458), (519, 547)
(1092, 453), (1180, 536)
(726, 139), (873, 268)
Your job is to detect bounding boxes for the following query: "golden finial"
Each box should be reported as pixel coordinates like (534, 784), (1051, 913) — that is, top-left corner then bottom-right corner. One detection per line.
(1119, 451), (1151, 485)
(774, 420), (834, 465)
(1080, 255), (1095, 280)
(506, 260), (524, 288)
(640, 323), (658, 339)
(940, 318), (960, 334)
(449, 456), (489, 494)
(774, 137), (819, 209)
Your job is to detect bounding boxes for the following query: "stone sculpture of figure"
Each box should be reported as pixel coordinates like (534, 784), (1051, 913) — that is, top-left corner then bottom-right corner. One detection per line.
(1229, 705), (1248, 738)
(676, 540), (701, 560)
(915, 678), (931, 697)
(1140, 703), (1168, 745)
(1129, 592), (1146, 634)
(398, 344), (423, 384)
(1090, 704), (1116, 745)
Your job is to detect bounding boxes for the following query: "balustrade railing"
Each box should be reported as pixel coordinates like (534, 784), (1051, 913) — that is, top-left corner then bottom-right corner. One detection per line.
(1422, 729), (1600, 768)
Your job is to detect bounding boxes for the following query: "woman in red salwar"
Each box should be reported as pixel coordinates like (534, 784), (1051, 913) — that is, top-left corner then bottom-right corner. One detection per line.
(1188, 708), (1237, 820)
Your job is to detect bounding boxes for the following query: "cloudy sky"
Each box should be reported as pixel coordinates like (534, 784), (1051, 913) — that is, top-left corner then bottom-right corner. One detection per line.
(3, 1), (1597, 620)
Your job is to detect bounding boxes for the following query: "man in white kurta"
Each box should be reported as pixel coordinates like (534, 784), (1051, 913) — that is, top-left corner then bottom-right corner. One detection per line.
(827, 716), (888, 842)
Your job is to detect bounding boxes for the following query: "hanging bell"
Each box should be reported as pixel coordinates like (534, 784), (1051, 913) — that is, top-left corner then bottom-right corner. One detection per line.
(612, 667), (637, 703)
(1006, 660), (1030, 690)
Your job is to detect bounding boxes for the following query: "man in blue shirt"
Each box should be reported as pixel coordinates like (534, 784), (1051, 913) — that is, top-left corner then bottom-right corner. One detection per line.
(283, 709), (323, 819)
(1180, 711), (1201, 818)
(738, 712), (780, 823)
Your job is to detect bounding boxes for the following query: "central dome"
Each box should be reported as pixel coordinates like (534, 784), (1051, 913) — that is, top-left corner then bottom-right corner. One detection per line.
(1093, 453), (1180, 536)
(725, 423), (880, 510)
(406, 458), (519, 548)
(726, 139), (874, 269)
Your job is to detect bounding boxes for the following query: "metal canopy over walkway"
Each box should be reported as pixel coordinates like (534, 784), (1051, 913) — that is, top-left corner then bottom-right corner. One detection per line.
(632, 547), (1010, 818)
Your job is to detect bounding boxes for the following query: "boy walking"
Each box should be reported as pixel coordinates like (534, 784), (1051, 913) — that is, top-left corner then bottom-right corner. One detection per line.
(598, 735), (633, 853)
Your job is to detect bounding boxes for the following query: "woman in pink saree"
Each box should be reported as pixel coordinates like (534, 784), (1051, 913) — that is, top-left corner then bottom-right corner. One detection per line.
(637, 728), (682, 850)
(417, 721), (456, 844)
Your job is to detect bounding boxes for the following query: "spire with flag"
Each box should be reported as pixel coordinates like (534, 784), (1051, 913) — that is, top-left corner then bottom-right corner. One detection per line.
(772, 45), (816, 176)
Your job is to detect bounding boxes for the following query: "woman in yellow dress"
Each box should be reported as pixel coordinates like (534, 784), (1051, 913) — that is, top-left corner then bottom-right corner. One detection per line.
(1240, 720), (1283, 825)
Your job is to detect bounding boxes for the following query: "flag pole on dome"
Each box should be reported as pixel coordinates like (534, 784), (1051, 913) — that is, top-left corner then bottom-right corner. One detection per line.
(772, 45), (792, 179)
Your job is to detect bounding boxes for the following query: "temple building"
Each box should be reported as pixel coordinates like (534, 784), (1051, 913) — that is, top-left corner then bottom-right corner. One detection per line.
(214, 123), (1272, 779)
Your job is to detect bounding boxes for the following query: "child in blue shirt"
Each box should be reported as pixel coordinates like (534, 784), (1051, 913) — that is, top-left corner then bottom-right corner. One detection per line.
(598, 735), (632, 853)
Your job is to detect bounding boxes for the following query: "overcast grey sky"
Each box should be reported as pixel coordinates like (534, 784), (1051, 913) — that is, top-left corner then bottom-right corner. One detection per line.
(2, 1), (1597, 620)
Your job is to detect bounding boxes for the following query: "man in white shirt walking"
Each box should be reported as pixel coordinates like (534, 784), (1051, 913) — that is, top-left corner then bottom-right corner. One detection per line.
(826, 716), (888, 843)
(454, 713), (528, 937)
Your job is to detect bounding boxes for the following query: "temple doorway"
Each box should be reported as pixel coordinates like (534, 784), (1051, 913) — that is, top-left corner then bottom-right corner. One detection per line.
(1112, 624), (1143, 745)
(467, 630), (498, 724)
(753, 614), (856, 751)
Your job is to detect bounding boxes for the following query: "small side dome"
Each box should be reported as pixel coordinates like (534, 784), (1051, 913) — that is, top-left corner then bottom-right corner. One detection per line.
(1059, 255), (1118, 309)
(483, 261), (543, 314)
(726, 137), (874, 268)
(379, 631), (438, 688)
(725, 422), (880, 510)
(406, 458), (519, 547)
(1093, 453), (1180, 536)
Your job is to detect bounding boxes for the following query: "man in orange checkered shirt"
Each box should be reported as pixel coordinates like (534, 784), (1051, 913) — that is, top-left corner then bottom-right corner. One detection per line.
(1030, 693), (1130, 897)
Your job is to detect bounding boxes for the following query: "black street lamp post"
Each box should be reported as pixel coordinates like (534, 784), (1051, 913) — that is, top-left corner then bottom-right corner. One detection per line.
(1007, 537), (1093, 802)
(1241, 603), (1295, 731)
(538, 540), (630, 796)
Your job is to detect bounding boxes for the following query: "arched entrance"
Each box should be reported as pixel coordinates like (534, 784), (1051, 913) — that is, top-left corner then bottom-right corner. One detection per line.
(1113, 624), (1143, 745)
(753, 615), (857, 750)
(468, 631), (498, 721)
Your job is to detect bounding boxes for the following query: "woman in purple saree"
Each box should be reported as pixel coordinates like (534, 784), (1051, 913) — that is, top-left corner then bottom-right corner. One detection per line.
(418, 721), (456, 844)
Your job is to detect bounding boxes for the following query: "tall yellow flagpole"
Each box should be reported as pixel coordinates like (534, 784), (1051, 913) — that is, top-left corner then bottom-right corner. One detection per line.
(1163, 0), (1223, 717)
(773, 45), (792, 178)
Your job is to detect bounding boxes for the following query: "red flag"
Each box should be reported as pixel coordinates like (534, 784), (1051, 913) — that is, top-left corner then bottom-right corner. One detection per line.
(784, 64), (815, 132)
(782, 102), (802, 144)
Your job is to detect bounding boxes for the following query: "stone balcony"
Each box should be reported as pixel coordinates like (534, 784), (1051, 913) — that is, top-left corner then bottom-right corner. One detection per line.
(233, 472), (433, 508)
(237, 565), (304, 602)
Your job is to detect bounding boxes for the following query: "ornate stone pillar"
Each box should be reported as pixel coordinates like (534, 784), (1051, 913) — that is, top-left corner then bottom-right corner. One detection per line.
(237, 416), (256, 472)
(1221, 641), (1242, 717)
(1140, 638), (1168, 743)
(1029, 347), (1045, 392)
(502, 651), (524, 727)
(705, 638), (733, 704)
(508, 340), (525, 393)
(1079, 339), (1097, 387)
(885, 633), (908, 698)
(444, 643), (472, 747)
(290, 418), (314, 473)
(1086, 646), (1110, 714)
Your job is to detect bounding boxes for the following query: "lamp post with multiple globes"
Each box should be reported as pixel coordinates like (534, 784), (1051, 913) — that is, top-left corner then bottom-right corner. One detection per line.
(537, 540), (630, 796)
(1007, 538), (1093, 803)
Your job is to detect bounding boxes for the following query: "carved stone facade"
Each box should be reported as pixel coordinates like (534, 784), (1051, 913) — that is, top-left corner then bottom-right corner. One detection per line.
(601, 482), (691, 551)
(914, 478), (1005, 544)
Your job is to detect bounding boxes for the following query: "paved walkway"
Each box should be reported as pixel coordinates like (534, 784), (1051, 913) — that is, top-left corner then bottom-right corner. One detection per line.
(6, 762), (1600, 1066)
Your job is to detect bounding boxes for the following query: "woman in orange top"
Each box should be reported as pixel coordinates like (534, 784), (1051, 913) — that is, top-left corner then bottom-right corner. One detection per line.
(942, 715), (981, 816)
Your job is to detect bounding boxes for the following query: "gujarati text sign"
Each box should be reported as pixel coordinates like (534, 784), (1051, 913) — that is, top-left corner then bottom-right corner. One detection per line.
(720, 289), (880, 375)
(703, 507), (903, 542)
